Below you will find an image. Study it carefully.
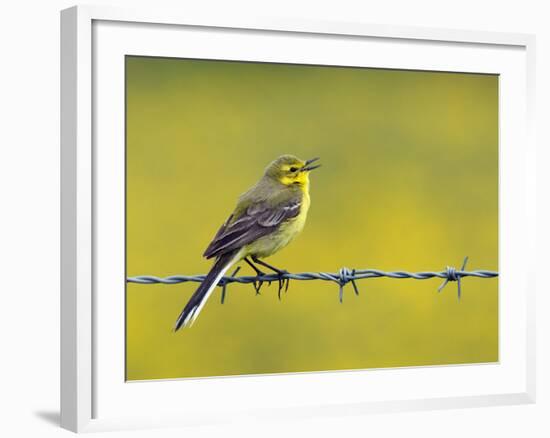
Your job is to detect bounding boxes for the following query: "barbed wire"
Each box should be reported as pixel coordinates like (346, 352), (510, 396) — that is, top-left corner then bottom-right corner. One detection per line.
(127, 256), (498, 303)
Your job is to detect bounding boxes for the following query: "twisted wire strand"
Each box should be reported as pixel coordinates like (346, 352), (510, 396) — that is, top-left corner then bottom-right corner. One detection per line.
(127, 257), (498, 301)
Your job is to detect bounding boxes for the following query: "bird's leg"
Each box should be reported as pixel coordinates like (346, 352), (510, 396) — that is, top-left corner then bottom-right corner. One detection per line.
(251, 256), (290, 299)
(244, 257), (265, 295)
(244, 257), (266, 276)
(250, 256), (287, 275)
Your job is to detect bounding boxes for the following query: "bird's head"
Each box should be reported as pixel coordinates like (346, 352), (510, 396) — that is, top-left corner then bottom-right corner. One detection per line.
(264, 155), (321, 187)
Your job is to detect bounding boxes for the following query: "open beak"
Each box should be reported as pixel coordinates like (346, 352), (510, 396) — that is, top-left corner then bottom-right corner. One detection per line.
(301, 157), (321, 172)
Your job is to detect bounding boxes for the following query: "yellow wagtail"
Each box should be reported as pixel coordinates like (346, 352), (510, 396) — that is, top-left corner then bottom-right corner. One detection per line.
(174, 155), (320, 330)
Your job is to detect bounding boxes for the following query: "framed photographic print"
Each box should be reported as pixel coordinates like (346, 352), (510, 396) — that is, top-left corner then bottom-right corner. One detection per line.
(60, 5), (536, 433)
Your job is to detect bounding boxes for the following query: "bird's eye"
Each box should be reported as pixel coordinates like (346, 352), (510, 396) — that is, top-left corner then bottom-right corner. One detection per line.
(289, 167), (298, 172)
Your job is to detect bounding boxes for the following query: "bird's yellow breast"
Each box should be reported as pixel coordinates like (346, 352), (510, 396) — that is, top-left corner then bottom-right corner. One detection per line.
(281, 189), (310, 236)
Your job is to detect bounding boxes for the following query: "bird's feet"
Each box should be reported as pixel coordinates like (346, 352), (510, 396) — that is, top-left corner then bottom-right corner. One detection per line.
(251, 269), (267, 295)
(246, 257), (291, 298)
(244, 257), (267, 295)
(254, 275), (266, 295)
(274, 269), (290, 300)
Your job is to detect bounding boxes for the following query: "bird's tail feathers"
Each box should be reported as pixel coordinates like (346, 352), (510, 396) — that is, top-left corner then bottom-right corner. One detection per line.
(174, 251), (238, 331)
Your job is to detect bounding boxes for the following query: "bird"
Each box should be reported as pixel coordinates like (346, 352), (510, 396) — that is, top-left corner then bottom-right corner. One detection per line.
(174, 155), (321, 331)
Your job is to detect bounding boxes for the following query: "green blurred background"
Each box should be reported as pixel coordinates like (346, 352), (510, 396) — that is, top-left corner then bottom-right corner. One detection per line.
(126, 56), (498, 381)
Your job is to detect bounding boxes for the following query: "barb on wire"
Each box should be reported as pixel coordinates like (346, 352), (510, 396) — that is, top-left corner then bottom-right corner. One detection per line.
(127, 257), (498, 302)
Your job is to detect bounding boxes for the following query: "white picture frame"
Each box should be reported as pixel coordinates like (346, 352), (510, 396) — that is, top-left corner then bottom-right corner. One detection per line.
(60, 4), (536, 433)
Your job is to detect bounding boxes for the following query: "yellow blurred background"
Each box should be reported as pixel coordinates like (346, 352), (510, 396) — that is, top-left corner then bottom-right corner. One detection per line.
(126, 56), (498, 380)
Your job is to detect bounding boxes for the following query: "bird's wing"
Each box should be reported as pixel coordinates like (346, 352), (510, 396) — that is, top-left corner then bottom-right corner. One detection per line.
(203, 198), (302, 259)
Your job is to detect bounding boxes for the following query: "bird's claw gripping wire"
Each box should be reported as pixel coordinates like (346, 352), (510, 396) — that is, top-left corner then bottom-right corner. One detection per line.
(253, 276), (265, 295)
(252, 270), (289, 298)
(243, 257), (267, 295)
(246, 257), (290, 300)
(274, 270), (290, 300)
(438, 256), (469, 300)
